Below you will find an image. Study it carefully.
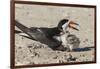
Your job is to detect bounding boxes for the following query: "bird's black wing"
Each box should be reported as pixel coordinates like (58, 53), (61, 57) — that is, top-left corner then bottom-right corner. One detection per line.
(15, 20), (61, 49)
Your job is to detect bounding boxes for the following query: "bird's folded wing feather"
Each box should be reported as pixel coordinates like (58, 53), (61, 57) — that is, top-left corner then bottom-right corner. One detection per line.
(15, 20), (59, 47)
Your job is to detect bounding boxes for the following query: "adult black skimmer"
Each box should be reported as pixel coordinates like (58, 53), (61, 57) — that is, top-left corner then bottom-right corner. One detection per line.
(15, 19), (79, 51)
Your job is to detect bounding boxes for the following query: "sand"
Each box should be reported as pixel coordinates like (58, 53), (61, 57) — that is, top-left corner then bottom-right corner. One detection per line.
(15, 3), (95, 66)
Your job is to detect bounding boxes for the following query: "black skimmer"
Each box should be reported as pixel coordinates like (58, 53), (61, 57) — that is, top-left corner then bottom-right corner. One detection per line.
(15, 19), (79, 51)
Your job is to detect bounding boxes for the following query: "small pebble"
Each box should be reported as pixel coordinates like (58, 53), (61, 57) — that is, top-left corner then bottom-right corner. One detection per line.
(59, 60), (64, 63)
(18, 46), (22, 49)
(27, 46), (32, 48)
(53, 55), (58, 59)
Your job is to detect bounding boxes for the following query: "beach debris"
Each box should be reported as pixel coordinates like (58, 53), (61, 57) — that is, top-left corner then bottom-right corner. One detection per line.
(53, 55), (58, 59)
(65, 54), (77, 61)
(59, 60), (64, 63)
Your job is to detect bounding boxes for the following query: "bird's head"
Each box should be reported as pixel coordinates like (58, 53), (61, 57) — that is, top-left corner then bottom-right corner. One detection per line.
(57, 19), (79, 33)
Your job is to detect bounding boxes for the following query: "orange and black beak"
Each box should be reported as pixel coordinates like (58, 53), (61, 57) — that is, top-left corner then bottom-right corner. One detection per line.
(68, 21), (79, 31)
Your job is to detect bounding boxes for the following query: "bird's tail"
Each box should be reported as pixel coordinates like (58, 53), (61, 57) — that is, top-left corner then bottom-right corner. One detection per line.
(15, 20), (38, 40)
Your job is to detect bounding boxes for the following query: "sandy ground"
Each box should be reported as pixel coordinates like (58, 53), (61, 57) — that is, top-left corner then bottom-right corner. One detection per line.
(15, 4), (95, 66)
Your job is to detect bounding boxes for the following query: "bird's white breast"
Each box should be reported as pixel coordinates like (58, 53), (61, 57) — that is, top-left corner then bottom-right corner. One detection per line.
(60, 33), (68, 47)
(53, 36), (61, 42)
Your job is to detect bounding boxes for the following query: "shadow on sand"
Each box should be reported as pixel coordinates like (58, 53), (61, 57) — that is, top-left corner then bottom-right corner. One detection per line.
(73, 47), (94, 52)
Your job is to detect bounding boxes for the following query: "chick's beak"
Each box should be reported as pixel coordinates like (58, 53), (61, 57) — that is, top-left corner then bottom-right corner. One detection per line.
(68, 21), (79, 31)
